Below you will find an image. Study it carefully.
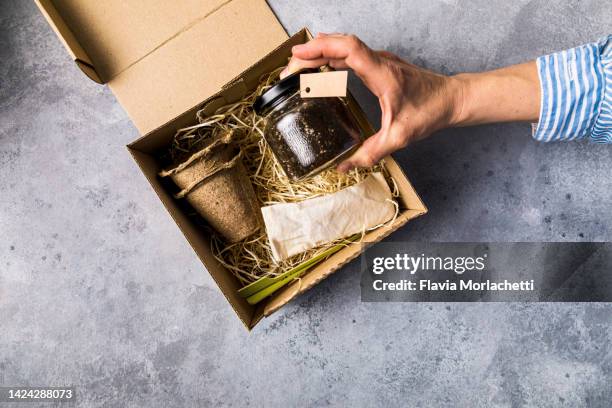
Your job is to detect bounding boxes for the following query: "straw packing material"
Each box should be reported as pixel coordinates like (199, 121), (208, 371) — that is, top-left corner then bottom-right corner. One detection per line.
(164, 67), (399, 286)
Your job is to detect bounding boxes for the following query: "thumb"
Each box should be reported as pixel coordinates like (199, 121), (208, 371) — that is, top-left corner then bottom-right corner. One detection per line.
(280, 56), (330, 78)
(336, 131), (395, 172)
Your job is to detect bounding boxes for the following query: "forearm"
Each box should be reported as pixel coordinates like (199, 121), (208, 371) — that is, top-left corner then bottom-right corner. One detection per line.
(450, 35), (611, 143)
(286, 33), (610, 172)
(450, 61), (541, 127)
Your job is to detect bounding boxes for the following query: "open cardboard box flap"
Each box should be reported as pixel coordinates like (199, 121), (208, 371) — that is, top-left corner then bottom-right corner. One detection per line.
(35, 0), (288, 135)
(36, 1), (428, 329)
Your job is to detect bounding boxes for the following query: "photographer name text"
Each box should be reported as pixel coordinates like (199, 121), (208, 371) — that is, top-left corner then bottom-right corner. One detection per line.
(372, 279), (534, 292)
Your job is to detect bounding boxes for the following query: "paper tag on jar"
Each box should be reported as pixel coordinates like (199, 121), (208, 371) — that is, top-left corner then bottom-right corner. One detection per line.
(300, 71), (348, 98)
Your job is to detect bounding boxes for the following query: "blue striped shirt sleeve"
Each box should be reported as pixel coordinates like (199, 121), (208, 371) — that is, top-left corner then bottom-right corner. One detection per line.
(533, 35), (611, 143)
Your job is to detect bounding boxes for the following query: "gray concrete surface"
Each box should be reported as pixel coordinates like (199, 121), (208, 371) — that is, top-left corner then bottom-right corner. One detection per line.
(1, 0), (611, 406)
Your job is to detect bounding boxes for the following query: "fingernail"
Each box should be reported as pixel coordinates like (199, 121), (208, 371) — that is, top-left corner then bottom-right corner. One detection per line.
(337, 163), (352, 173)
(292, 44), (306, 53)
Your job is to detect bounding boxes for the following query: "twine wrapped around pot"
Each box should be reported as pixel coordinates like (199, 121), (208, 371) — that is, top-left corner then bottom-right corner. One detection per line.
(159, 131), (262, 243)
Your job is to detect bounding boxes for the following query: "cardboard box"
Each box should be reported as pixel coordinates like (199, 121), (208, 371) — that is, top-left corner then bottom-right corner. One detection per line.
(36, 0), (428, 329)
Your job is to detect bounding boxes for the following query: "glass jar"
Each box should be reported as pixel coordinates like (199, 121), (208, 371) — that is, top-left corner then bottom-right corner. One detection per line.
(253, 69), (362, 181)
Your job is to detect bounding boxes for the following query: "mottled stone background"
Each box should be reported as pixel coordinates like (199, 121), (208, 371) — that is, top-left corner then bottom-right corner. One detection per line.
(1, 1), (611, 407)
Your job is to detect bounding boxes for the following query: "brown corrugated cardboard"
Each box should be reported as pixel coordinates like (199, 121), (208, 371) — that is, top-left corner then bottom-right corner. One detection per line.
(50, 0), (230, 80)
(36, 0), (100, 82)
(128, 29), (427, 329)
(35, 1), (428, 329)
(35, 0), (287, 134)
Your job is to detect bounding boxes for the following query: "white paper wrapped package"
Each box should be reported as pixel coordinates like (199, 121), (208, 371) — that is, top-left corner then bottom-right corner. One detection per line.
(262, 173), (396, 262)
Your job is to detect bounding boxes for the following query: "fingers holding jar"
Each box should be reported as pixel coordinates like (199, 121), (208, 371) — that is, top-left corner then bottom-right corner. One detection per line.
(281, 33), (462, 173)
(336, 125), (413, 173)
(281, 34), (380, 82)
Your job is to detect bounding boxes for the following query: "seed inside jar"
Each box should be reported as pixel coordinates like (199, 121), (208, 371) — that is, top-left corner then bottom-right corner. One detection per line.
(263, 94), (362, 180)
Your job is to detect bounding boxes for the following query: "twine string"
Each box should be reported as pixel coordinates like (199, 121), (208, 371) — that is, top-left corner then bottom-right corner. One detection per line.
(173, 149), (243, 199)
(159, 130), (235, 177)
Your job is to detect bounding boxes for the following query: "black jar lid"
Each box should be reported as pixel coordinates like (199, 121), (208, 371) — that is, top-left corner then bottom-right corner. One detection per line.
(253, 68), (318, 115)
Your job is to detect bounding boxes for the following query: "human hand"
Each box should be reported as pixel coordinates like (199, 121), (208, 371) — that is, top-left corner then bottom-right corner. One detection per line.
(281, 33), (464, 172)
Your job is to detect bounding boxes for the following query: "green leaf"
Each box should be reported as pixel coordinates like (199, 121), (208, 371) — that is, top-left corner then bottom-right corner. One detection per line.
(240, 234), (360, 304)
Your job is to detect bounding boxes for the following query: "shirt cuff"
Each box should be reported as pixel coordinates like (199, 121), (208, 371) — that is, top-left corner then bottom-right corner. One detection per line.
(533, 35), (611, 143)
